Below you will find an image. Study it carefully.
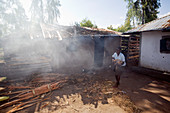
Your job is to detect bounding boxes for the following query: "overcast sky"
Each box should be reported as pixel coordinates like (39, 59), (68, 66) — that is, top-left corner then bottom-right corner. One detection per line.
(21, 0), (170, 29)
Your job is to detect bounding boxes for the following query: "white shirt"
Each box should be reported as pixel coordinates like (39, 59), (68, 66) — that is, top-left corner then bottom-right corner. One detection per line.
(112, 52), (126, 66)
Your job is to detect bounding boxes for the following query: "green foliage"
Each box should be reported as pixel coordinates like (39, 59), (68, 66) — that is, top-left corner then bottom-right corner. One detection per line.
(107, 18), (132, 32)
(109, 0), (161, 33)
(140, 0), (161, 24)
(80, 18), (97, 28)
(74, 22), (80, 27)
(124, 0), (161, 25)
(107, 25), (117, 31)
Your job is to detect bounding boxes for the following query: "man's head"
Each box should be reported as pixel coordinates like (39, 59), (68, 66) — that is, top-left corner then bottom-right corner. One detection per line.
(116, 47), (121, 55)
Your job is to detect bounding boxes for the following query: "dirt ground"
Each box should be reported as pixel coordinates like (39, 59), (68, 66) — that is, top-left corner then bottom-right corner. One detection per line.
(0, 68), (170, 113)
(119, 69), (170, 113)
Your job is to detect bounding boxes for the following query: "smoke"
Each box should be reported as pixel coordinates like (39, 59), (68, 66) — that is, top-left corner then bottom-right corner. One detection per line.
(0, 23), (121, 80)
(50, 36), (95, 74)
(1, 29), (96, 79)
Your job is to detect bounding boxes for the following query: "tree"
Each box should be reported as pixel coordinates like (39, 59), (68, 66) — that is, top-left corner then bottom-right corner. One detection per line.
(117, 18), (132, 32)
(46, 0), (61, 24)
(124, 0), (161, 25)
(80, 18), (97, 28)
(74, 22), (80, 27)
(107, 25), (117, 31)
(109, 0), (161, 33)
(107, 18), (132, 32)
(0, 0), (27, 36)
(30, 0), (44, 23)
(30, 0), (61, 24)
(139, 0), (161, 24)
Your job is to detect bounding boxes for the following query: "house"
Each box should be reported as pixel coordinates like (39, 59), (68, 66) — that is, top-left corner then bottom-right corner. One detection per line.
(39, 25), (123, 72)
(0, 24), (123, 77)
(124, 14), (170, 72)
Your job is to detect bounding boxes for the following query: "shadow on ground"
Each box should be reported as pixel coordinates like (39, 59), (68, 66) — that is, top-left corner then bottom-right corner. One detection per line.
(120, 70), (170, 113)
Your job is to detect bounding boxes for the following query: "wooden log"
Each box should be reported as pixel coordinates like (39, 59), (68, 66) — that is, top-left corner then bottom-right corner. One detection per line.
(40, 103), (49, 109)
(121, 38), (129, 41)
(0, 87), (5, 91)
(9, 90), (31, 100)
(19, 80), (65, 98)
(128, 52), (139, 55)
(0, 98), (23, 109)
(129, 48), (140, 51)
(8, 86), (32, 90)
(128, 55), (139, 59)
(0, 80), (67, 109)
(129, 40), (140, 43)
(129, 44), (140, 46)
(129, 37), (140, 40)
(7, 97), (43, 113)
(7, 96), (39, 113)
(1, 89), (30, 96)
(121, 43), (128, 46)
(12, 98), (49, 113)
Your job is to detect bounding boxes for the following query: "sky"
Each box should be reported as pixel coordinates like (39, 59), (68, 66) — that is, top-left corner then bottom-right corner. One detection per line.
(21, 0), (170, 29)
(58, 0), (170, 29)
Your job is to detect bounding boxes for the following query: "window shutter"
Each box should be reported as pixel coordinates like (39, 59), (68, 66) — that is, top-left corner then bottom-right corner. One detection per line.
(160, 39), (167, 52)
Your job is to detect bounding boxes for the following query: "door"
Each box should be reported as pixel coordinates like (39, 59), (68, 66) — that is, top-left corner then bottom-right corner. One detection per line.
(94, 36), (104, 67)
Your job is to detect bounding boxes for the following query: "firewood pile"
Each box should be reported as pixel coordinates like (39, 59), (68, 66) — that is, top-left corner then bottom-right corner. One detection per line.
(0, 71), (141, 113)
(0, 74), (68, 113)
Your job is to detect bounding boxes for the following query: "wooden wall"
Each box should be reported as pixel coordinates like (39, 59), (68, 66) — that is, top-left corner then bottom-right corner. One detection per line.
(121, 36), (140, 66)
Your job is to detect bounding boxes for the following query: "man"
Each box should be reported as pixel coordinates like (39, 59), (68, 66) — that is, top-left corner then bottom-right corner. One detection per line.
(112, 47), (126, 87)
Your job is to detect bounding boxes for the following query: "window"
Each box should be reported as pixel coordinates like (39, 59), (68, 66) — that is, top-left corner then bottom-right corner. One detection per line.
(160, 36), (170, 53)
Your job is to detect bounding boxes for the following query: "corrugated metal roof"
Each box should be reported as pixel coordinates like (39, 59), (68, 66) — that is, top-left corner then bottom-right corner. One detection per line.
(125, 14), (170, 34)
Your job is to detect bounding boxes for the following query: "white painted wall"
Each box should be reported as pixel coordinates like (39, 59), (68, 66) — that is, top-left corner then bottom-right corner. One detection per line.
(140, 31), (170, 72)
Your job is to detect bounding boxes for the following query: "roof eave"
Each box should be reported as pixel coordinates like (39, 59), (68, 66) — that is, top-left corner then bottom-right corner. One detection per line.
(123, 28), (169, 35)
(123, 31), (141, 35)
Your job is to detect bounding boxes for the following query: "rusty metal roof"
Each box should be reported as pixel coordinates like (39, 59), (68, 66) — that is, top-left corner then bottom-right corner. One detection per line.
(125, 14), (170, 34)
